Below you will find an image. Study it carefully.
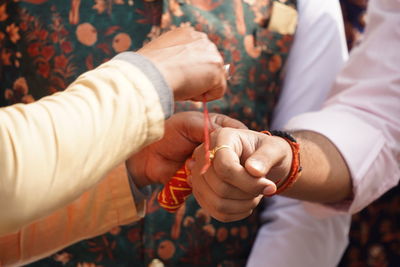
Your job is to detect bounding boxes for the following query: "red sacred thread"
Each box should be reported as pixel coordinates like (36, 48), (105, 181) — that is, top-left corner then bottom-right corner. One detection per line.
(158, 96), (212, 212)
(200, 97), (212, 174)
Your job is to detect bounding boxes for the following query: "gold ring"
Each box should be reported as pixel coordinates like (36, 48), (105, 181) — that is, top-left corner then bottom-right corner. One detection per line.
(209, 145), (231, 160)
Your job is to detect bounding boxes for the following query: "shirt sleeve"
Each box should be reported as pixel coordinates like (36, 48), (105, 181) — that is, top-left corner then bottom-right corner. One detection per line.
(248, 1), (352, 266)
(0, 53), (170, 236)
(270, 0), (348, 129)
(285, 0), (400, 216)
(0, 164), (140, 266)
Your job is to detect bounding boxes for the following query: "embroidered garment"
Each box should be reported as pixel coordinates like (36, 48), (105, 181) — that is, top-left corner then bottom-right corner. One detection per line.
(0, 0), (296, 266)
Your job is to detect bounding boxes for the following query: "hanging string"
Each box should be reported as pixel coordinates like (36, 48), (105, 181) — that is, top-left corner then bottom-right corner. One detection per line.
(200, 96), (212, 174)
(158, 64), (230, 212)
(157, 97), (212, 212)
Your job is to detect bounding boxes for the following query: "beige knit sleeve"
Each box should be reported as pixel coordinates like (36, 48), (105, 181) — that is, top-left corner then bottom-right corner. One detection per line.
(0, 59), (165, 236)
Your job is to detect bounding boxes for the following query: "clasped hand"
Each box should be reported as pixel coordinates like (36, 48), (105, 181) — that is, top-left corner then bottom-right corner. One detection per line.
(138, 26), (227, 102)
(188, 128), (293, 222)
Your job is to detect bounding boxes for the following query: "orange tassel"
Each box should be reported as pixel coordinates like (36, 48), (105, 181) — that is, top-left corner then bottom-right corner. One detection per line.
(159, 97), (212, 212)
(157, 162), (192, 212)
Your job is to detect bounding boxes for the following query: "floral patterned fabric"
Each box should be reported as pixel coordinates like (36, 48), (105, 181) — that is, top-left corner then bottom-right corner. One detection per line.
(1, 0), (297, 266)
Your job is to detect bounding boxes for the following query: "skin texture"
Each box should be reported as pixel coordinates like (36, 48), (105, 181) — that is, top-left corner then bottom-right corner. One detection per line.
(189, 128), (352, 222)
(127, 111), (247, 188)
(137, 26), (227, 102)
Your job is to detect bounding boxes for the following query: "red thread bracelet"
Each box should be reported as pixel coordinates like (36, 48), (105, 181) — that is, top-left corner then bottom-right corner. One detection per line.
(261, 131), (302, 196)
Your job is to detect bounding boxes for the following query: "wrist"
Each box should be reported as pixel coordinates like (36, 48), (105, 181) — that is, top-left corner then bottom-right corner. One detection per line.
(125, 159), (152, 189)
(261, 130), (302, 195)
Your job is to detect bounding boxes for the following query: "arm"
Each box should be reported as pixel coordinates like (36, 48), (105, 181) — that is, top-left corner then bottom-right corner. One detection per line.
(0, 56), (165, 236)
(189, 0), (400, 219)
(248, 0), (351, 266)
(0, 164), (137, 266)
(286, 0), (400, 214)
(0, 27), (227, 236)
(0, 112), (246, 266)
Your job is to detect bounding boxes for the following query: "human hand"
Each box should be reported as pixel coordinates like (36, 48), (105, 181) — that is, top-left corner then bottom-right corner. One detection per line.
(188, 128), (292, 222)
(137, 26), (227, 102)
(126, 112), (246, 188)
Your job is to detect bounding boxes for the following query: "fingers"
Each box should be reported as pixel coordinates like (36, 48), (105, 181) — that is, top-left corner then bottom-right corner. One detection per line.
(189, 149), (263, 222)
(211, 145), (275, 195)
(209, 112), (248, 130)
(169, 112), (246, 145)
(245, 136), (292, 183)
(138, 26), (227, 102)
(187, 130), (274, 222)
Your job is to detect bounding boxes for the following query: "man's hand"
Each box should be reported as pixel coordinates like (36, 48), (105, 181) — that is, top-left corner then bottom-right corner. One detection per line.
(126, 112), (246, 188)
(188, 128), (292, 222)
(137, 26), (227, 102)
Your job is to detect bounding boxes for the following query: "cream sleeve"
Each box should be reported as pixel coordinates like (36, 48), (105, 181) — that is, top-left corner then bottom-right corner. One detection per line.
(0, 164), (139, 266)
(0, 54), (169, 236)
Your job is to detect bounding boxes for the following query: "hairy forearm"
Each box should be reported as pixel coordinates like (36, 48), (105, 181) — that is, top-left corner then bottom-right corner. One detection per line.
(280, 131), (352, 204)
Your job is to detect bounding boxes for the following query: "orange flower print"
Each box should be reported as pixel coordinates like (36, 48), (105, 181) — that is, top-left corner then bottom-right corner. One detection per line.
(4, 77), (35, 104)
(108, 226), (121, 235)
(0, 3), (8, 21)
(93, 0), (107, 14)
(37, 29), (48, 40)
(27, 43), (40, 57)
(183, 216), (195, 227)
(51, 32), (59, 43)
(244, 34), (261, 58)
(61, 41), (73, 54)
(232, 49), (241, 62)
(1, 48), (12, 65)
(202, 224), (216, 237)
(268, 54), (282, 73)
(54, 55), (68, 69)
(19, 21), (28, 31)
(6, 23), (20, 43)
(53, 252), (72, 265)
(157, 240), (176, 260)
(239, 225), (249, 239)
(76, 23), (97, 46)
(195, 208), (211, 224)
(230, 227), (239, 236)
(127, 227), (141, 242)
(217, 227), (228, 242)
(112, 33), (132, 53)
(38, 61), (50, 78)
(41, 45), (55, 61)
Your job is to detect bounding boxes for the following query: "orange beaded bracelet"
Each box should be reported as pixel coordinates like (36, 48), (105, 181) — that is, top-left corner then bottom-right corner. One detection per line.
(261, 130), (302, 196)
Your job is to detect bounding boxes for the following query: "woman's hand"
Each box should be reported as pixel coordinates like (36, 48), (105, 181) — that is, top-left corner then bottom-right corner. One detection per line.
(137, 26), (227, 102)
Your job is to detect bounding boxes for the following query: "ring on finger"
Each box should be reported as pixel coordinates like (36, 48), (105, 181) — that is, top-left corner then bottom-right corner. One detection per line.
(209, 145), (231, 160)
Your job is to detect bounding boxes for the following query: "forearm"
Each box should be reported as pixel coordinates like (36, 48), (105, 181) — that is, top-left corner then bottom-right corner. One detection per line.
(0, 54), (168, 235)
(0, 164), (141, 267)
(280, 131), (352, 204)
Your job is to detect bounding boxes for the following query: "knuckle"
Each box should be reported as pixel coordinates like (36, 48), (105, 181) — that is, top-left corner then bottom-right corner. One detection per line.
(215, 183), (232, 198)
(213, 201), (228, 214)
(215, 162), (235, 179)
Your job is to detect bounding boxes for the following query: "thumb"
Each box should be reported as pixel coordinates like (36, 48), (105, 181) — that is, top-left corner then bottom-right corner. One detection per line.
(209, 113), (248, 130)
(244, 138), (286, 177)
(245, 152), (271, 178)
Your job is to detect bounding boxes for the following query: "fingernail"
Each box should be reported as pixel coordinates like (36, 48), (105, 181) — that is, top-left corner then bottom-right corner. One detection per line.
(263, 185), (276, 196)
(185, 158), (195, 172)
